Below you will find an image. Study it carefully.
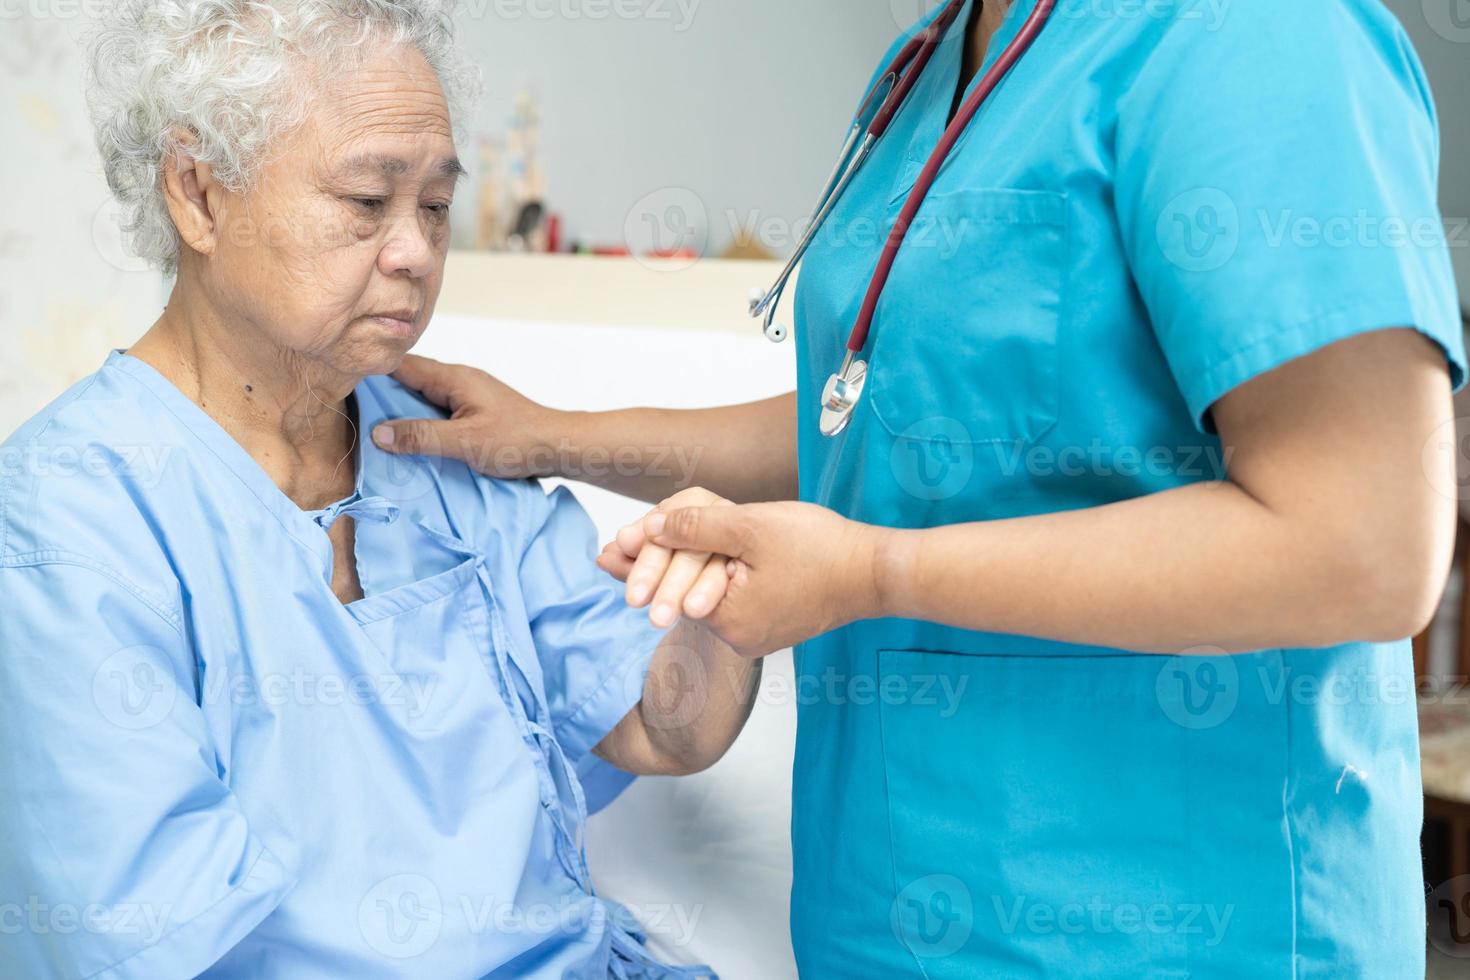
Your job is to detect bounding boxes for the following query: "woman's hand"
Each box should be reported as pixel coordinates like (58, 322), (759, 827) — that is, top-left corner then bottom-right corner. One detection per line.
(372, 354), (562, 478)
(597, 487), (739, 629)
(617, 497), (889, 659)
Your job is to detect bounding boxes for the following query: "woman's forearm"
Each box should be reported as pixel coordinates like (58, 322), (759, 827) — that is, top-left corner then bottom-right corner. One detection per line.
(875, 477), (1447, 655)
(595, 620), (761, 777)
(556, 393), (798, 505)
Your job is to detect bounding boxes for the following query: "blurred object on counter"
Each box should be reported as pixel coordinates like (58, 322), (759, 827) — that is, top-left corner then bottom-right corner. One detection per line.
(474, 138), (506, 251)
(721, 226), (776, 261)
(505, 88), (547, 252)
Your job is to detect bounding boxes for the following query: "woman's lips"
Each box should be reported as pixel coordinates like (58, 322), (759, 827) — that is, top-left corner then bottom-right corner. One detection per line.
(366, 314), (417, 337)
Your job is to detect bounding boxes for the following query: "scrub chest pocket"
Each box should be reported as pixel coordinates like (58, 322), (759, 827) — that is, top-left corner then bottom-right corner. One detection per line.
(867, 188), (1066, 447)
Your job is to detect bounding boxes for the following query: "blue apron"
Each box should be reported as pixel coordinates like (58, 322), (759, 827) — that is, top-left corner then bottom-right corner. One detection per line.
(788, 0), (1465, 975)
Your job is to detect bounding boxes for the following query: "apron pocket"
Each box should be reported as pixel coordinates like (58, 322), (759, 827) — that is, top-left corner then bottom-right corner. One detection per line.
(875, 647), (1289, 976)
(867, 188), (1065, 448)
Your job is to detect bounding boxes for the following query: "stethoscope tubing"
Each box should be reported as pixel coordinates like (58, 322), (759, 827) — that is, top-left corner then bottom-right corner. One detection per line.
(846, 0), (1058, 354)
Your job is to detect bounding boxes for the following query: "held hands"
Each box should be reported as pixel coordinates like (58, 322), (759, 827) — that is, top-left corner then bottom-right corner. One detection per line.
(598, 488), (891, 659)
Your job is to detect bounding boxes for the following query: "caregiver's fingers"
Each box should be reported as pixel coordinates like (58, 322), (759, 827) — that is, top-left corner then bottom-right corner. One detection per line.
(682, 557), (731, 620)
(625, 542), (673, 609)
(389, 354), (469, 410)
(647, 547), (715, 629)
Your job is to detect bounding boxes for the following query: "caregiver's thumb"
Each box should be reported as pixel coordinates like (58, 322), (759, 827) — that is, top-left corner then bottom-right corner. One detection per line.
(646, 505), (754, 557)
(371, 416), (473, 463)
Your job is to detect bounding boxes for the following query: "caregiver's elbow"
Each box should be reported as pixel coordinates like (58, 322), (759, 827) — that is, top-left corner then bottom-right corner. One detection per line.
(1320, 518), (1451, 645)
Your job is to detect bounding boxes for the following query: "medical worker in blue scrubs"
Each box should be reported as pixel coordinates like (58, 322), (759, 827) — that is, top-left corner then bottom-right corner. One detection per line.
(377, 0), (1466, 974)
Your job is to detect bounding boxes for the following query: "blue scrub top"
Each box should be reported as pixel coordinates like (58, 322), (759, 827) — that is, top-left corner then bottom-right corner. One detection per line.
(791, 0), (1465, 976)
(0, 354), (706, 979)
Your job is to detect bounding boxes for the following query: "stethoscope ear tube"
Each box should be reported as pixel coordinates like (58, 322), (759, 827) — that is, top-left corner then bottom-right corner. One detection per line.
(846, 0), (1058, 357)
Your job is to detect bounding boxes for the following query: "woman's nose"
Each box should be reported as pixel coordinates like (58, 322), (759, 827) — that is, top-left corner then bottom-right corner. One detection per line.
(377, 211), (437, 278)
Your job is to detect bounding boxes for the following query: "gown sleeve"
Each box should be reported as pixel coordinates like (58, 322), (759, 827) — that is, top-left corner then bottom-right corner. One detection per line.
(517, 484), (669, 812)
(0, 559), (295, 979)
(1114, 0), (1467, 432)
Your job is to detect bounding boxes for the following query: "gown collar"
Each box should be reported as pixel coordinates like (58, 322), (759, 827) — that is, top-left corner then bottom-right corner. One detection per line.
(105, 350), (402, 560)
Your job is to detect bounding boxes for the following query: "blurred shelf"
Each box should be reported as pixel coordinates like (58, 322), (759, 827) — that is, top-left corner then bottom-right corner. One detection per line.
(436, 252), (792, 335)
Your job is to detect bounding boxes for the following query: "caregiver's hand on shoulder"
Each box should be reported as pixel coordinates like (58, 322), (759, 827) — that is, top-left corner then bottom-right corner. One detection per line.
(372, 354), (560, 478)
(609, 493), (889, 658)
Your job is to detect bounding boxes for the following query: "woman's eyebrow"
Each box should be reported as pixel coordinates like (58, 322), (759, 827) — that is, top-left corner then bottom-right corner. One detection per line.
(332, 153), (467, 181)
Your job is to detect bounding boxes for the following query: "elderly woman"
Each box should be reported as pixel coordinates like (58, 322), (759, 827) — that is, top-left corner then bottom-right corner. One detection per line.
(0, 2), (753, 978)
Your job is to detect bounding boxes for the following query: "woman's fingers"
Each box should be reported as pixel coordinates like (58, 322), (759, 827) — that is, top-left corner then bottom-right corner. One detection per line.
(647, 547), (715, 628)
(625, 540), (673, 609)
(615, 520), (646, 559)
(683, 556), (732, 620)
(596, 542), (636, 582)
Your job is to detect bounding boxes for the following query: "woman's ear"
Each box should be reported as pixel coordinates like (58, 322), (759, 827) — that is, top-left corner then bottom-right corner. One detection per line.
(161, 131), (220, 259)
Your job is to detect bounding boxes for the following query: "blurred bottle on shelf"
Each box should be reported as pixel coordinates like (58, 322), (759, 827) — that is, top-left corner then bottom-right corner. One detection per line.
(505, 88), (548, 253)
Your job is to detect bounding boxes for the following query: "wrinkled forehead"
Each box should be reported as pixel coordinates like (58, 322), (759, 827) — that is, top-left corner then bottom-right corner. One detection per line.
(299, 44), (459, 176)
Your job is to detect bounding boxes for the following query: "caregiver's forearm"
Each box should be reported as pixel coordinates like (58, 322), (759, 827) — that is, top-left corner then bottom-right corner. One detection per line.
(875, 477), (1445, 655)
(560, 393), (797, 505)
(870, 329), (1456, 654)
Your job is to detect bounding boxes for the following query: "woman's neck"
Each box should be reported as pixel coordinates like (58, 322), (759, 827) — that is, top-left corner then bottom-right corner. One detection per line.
(129, 280), (361, 510)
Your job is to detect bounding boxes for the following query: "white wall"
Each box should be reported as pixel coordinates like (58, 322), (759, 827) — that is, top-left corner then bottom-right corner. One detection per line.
(448, 0), (912, 256)
(0, 13), (169, 436)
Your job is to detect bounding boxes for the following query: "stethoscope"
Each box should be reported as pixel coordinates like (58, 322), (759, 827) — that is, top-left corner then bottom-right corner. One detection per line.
(746, 0), (1057, 437)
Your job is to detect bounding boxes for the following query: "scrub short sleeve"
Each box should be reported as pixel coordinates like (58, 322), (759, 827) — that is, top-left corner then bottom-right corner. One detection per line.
(518, 484), (666, 806)
(0, 560), (294, 980)
(1115, 0), (1466, 431)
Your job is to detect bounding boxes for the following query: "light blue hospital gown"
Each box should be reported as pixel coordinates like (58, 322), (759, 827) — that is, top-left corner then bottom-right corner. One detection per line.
(0, 352), (709, 979)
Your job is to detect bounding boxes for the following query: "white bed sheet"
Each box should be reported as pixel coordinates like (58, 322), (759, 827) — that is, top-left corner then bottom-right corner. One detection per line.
(413, 315), (801, 980)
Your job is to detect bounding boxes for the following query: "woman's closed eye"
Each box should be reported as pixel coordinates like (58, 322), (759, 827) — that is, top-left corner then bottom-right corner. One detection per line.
(347, 197), (449, 217)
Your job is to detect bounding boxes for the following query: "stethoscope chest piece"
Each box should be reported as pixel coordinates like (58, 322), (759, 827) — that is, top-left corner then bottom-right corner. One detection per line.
(819, 354), (868, 437)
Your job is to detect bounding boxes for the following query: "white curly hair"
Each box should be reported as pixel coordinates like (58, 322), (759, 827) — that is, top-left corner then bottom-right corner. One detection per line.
(86, 0), (480, 274)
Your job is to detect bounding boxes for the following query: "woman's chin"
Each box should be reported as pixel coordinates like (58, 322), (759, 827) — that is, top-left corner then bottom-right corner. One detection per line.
(339, 322), (424, 376)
